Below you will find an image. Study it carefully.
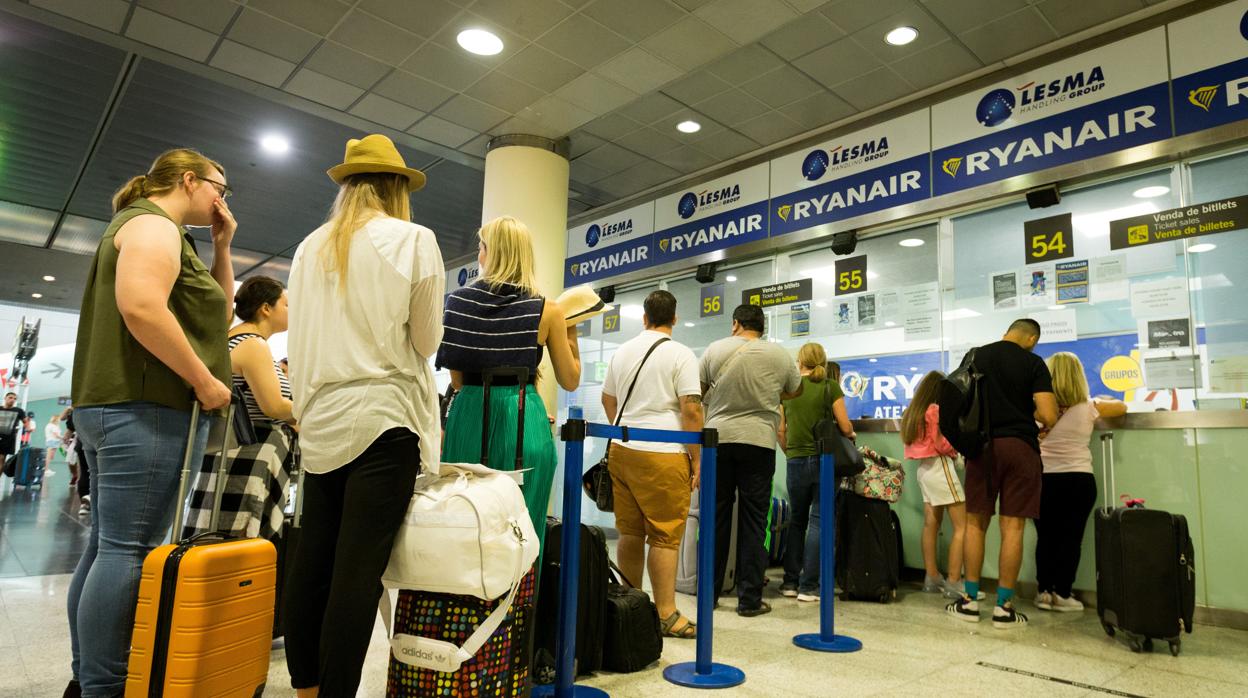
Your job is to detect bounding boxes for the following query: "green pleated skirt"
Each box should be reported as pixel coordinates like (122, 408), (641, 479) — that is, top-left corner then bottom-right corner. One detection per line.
(442, 383), (556, 554)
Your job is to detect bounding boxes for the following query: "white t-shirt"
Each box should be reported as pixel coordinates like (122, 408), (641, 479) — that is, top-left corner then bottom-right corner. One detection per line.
(44, 422), (62, 446)
(1040, 400), (1097, 474)
(288, 215), (445, 476)
(603, 329), (701, 454)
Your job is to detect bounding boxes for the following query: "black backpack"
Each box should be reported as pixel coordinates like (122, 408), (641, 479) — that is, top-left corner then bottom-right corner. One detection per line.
(937, 347), (991, 458)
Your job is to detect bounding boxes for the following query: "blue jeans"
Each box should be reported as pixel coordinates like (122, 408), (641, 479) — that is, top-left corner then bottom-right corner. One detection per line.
(783, 456), (821, 594)
(66, 402), (209, 697)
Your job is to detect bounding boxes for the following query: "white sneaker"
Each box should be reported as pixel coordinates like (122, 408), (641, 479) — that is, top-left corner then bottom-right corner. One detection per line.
(1049, 594), (1084, 612)
(779, 585), (798, 598)
(1035, 591), (1053, 610)
(797, 593), (820, 603)
(992, 603), (1029, 629)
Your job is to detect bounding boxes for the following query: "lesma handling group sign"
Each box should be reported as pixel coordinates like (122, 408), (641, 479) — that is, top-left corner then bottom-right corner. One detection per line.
(651, 163), (771, 267)
(563, 201), (655, 286)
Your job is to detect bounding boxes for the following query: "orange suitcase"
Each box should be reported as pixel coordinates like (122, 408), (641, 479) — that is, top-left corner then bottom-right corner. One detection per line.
(126, 402), (276, 697)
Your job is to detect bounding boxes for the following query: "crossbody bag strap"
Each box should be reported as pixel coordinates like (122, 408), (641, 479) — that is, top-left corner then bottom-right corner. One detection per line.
(709, 339), (753, 391)
(606, 336), (670, 453)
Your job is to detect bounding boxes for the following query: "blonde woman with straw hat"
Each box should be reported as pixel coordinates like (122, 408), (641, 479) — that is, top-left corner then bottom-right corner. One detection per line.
(284, 134), (444, 696)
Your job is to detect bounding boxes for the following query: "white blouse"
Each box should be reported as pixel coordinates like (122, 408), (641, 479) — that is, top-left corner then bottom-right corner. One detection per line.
(287, 215), (445, 476)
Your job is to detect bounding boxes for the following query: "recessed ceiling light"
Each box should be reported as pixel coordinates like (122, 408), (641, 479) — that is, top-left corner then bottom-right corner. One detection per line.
(885, 321), (896, 327)
(457, 29), (503, 56)
(1048, 304), (1066, 311)
(684, 322), (695, 327)
(816, 301), (827, 308)
(42, 275), (55, 282)
(1188, 243), (1217, 253)
(869, 358), (878, 363)
(898, 238), (925, 247)
(1133, 185), (1170, 199)
(260, 133), (290, 155)
(31, 293), (42, 299)
(910, 367), (918, 372)
(726, 275), (738, 282)
(885, 26), (918, 46)
(676, 120), (701, 134)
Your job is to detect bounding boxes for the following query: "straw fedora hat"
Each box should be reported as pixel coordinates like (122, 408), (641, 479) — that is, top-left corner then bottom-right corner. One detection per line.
(327, 134), (426, 190)
(557, 285), (614, 327)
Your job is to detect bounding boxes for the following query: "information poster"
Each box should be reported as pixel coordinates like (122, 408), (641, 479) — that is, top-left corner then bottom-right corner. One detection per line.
(1130, 278), (1190, 318)
(1092, 255), (1128, 301)
(992, 271), (1019, 310)
(700, 283), (725, 318)
(834, 298), (856, 331)
(1142, 318), (1193, 349)
(791, 302), (811, 337)
(1055, 259), (1090, 304)
(1036, 310), (1078, 344)
(1210, 356), (1248, 393)
(856, 294), (877, 327)
(900, 282), (940, 313)
(903, 313), (938, 341)
(1023, 266), (1055, 307)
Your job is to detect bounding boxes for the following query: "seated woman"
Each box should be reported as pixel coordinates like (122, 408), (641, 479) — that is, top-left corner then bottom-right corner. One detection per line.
(183, 276), (297, 540)
(437, 216), (581, 551)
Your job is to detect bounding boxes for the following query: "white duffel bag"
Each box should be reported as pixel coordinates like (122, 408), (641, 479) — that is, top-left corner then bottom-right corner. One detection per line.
(380, 462), (538, 672)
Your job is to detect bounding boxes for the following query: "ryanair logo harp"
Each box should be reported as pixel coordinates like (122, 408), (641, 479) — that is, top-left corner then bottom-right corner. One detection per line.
(1189, 85), (1218, 112)
(942, 157), (963, 177)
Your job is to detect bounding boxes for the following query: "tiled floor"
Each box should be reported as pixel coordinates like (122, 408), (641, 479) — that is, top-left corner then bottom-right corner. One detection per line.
(4, 465), (1247, 696)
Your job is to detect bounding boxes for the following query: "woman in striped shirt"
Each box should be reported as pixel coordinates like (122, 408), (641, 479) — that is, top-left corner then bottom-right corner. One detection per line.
(437, 216), (580, 550)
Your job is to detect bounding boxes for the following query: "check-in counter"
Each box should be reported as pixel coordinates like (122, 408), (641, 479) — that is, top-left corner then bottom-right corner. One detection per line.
(852, 412), (1248, 627)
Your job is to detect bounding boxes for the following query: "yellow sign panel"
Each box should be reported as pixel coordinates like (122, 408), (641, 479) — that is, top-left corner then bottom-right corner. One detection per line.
(1101, 355), (1143, 392)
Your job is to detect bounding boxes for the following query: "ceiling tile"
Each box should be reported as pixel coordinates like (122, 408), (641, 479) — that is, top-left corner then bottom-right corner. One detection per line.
(1035, 0), (1143, 36)
(138, 0), (237, 33)
(958, 7), (1058, 64)
(570, 157), (612, 184)
(706, 45), (786, 84)
(594, 48), (684, 96)
(471, 0), (574, 41)
(330, 9), (422, 65)
(358, 0), (461, 38)
(555, 72), (637, 113)
(576, 142), (646, 175)
(889, 39), (982, 90)
(734, 111), (807, 144)
(919, 0), (1027, 35)
(661, 70), (734, 104)
(672, 0), (714, 9)
(831, 66), (911, 110)
(408, 114), (478, 147)
(569, 132), (607, 158)
(580, 113), (644, 141)
(759, 13), (845, 61)
(460, 133), (493, 157)
(402, 42), (491, 91)
(496, 44), (584, 93)
(778, 89), (855, 128)
(583, 0), (686, 42)
(30, 0), (129, 33)
(596, 160), (681, 198)
(690, 128), (758, 159)
(465, 71), (545, 113)
(248, 0), (352, 35)
(211, 41), (296, 88)
(653, 144), (719, 173)
(740, 65), (822, 108)
(793, 36), (883, 89)
(304, 41), (391, 89)
(537, 14), (632, 69)
(433, 94), (511, 132)
(373, 70), (457, 111)
(516, 95), (596, 135)
(492, 114), (564, 139)
(126, 7), (218, 62)
(696, 89), (770, 125)
(349, 93), (425, 130)
(783, 0), (832, 11)
(618, 92), (686, 125)
(642, 15), (738, 71)
(285, 68), (366, 109)
(615, 127), (684, 159)
(851, 7), (953, 64)
(229, 9), (322, 63)
(819, 0), (916, 33)
(694, 0), (799, 45)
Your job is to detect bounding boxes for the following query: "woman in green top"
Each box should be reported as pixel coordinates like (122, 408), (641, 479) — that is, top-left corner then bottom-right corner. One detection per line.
(65, 149), (236, 698)
(776, 342), (854, 600)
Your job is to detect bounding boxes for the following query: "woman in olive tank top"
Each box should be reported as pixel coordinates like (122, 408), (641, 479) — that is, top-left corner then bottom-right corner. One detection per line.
(64, 149), (237, 698)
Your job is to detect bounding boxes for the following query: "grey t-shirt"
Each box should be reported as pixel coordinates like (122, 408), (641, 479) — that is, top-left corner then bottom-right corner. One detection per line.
(699, 336), (802, 450)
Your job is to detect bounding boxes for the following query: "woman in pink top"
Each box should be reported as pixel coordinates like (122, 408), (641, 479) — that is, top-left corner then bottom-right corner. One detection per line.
(901, 371), (980, 599)
(1035, 352), (1126, 613)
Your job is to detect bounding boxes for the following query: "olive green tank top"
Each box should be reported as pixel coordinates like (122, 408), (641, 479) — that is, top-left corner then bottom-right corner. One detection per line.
(71, 198), (231, 412)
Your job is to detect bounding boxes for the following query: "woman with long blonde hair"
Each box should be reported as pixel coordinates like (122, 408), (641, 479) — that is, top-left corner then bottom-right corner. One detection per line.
(284, 135), (444, 696)
(1034, 352), (1125, 613)
(436, 215), (581, 551)
(776, 342), (853, 600)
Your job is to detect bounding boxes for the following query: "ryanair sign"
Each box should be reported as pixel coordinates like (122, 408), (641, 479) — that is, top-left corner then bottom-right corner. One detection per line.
(769, 111), (930, 237)
(651, 163), (771, 265)
(563, 201), (655, 286)
(932, 29), (1170, 196)
(1168, 0), (1248, 135)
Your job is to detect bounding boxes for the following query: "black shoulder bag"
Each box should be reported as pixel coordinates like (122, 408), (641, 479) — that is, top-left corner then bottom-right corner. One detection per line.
(812, 380), (864, 478)
(583, 336), (671, 512)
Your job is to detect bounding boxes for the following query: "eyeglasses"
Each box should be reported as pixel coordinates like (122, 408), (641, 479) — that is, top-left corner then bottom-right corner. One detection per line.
(198, 175), (233, 199)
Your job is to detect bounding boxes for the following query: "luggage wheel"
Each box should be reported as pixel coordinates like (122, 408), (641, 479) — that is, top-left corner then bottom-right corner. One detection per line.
(1101, 622), (1115, 638)
(1169, 640), (1181, 657)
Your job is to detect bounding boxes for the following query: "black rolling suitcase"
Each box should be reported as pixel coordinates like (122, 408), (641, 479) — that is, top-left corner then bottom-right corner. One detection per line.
(835, 490), (900, 603)
(1094, 433), (1195, 656)
(534, 518), (608, 683)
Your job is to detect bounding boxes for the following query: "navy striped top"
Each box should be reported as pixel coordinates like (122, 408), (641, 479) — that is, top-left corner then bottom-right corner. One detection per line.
(437, 281), (545, 376)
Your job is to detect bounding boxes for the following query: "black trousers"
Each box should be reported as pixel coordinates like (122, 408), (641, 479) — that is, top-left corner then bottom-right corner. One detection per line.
(712, 443), (776, 610)
(76, 439), (90, 498)
(1034, 471), (1097, 597)
(284, 428), (421, 695)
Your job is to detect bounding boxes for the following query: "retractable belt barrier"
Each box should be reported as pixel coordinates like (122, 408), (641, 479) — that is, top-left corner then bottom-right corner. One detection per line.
(792, 437), (863, 653)
(532, 406), (744, 697)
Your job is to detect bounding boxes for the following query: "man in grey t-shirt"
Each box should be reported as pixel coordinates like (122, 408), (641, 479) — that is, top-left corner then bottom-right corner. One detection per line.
(699, 304), (802, 616)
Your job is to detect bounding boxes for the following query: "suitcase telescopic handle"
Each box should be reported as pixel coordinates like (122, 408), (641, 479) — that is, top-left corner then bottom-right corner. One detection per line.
(1100, 432), (1115, 514)
(480, 367), (528, 470)
(171, 400), (236, 541)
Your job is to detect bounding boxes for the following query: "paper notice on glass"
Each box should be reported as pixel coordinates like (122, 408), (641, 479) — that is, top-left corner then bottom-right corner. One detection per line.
(1139, 317), (1193, 349)
(1209, 356), (1248, 393)
(1092, 255), (1128, 302)
(791, 302), (811, 337)
(903, 313), (938, 341)
(856, 294), (877, 327)
(992, 271), (1019, 310)
(1035, 310), (1077, 344)
(834, 299), (856, 331)
(901, 282), (940, 314)
(1023, 266), (1055, 307)
(877, 289), (902, 319)
(1143, 355), (1202, 390)
(1055, 259), (1089, 304)
(1130, 278), (1190, 319)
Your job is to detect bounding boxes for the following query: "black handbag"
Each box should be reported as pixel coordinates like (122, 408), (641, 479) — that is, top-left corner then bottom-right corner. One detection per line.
(582, 336), (670, 512)
(813, 381), (864, 478)
(603, 558), (663, 673)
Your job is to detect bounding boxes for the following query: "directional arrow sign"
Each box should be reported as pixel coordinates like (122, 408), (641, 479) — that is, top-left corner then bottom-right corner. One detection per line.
(42, 363), (65, 379)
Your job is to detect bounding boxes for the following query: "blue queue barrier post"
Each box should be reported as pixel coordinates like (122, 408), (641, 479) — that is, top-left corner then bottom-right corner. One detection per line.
(793, 438), (862, 653)
(533, 406), (609, 698)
